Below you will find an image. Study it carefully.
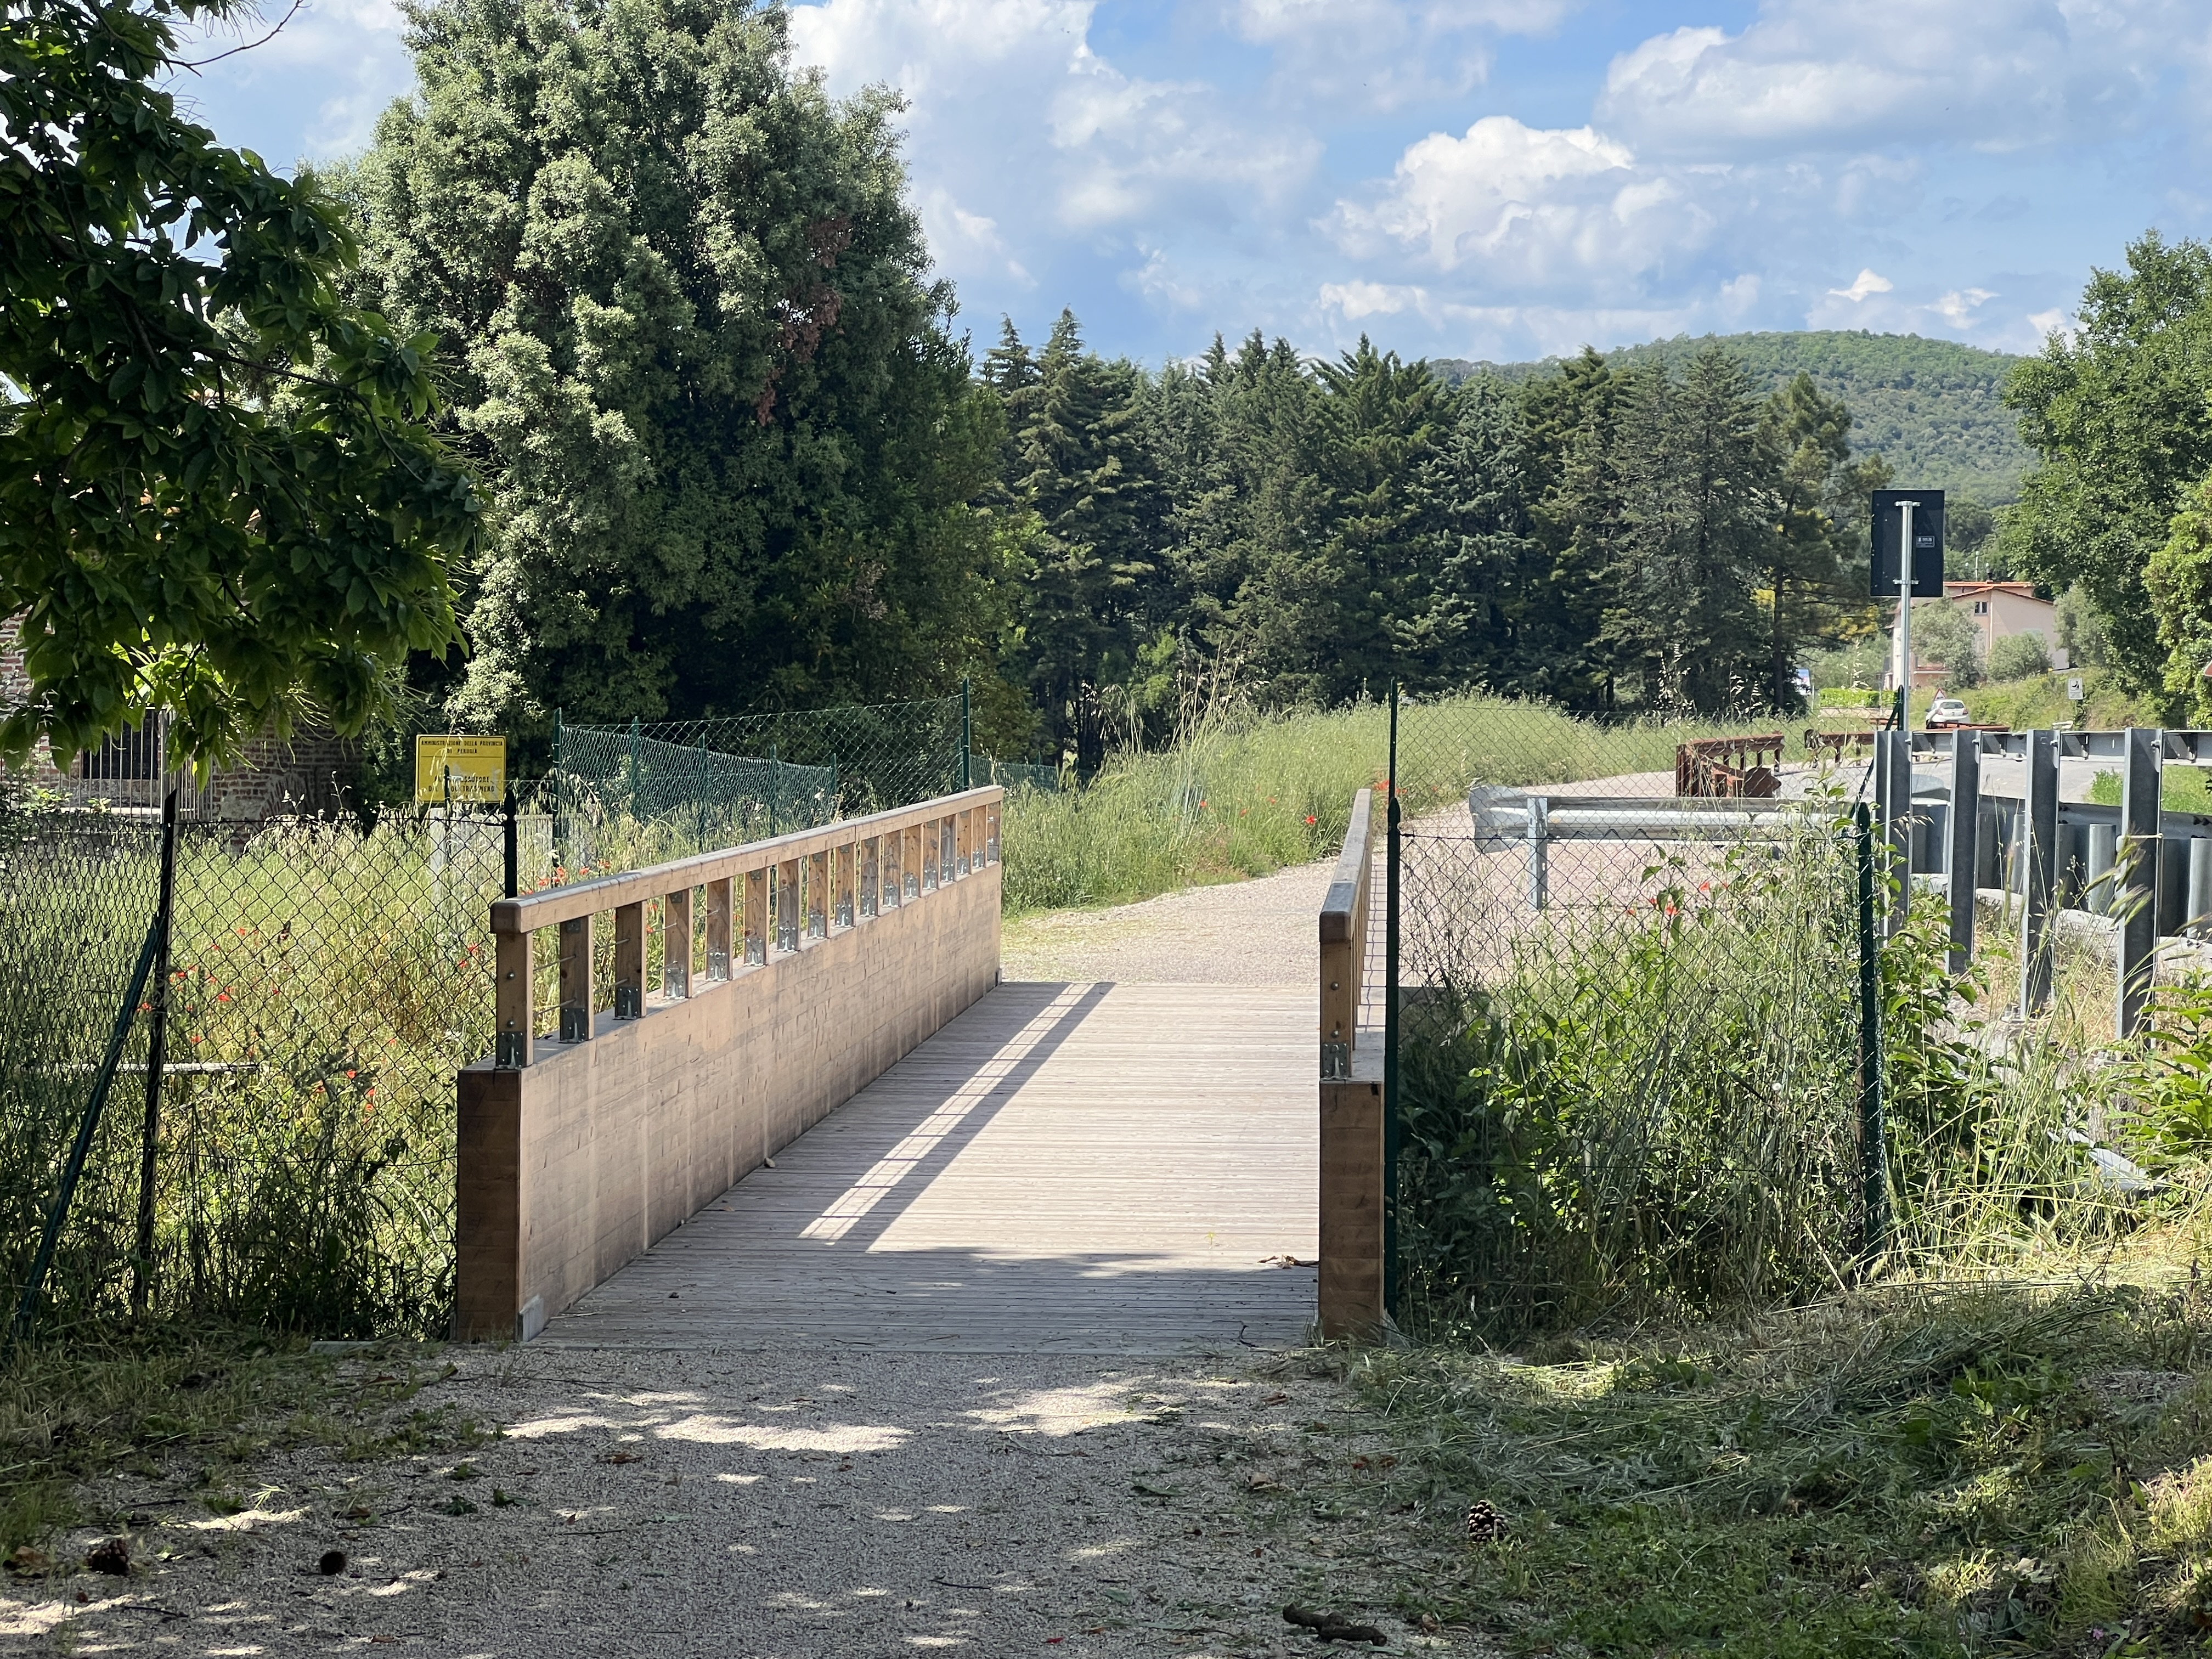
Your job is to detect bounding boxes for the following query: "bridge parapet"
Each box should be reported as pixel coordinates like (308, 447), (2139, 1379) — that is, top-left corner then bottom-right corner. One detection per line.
(1318, 788), (1384, 1342)
(455, 787), (1004, 1340)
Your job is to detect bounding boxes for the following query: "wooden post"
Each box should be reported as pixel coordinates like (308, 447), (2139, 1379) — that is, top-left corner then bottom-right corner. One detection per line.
(495, 929), (533, 1067)
(956, 808), (972, 877)
(808, 850), (828, 937)
(905, 824), (923, 896)
(1945, 731), (1979, 973)
(778, 858), (802, 950)
(705, 876), (732, 980)
(860, 836), (879, 919)
(2020, 729), (2059, 1015)
(1318, 1074), (1385, 1340)
(744, 868), (768, 964)
(663, 887), (692, 1000)
(2119, 726), (2161, 1037)
(613, 901), (644, 1018)
(558, 913), (593, 1042)
(837, 840), (856, 926)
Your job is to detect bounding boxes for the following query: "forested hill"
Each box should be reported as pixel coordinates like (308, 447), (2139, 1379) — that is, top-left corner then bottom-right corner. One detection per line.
(1433, 331), (2035, 504)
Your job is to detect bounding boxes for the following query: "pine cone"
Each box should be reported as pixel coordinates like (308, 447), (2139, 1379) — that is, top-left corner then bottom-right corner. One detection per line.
(1465, 1499), (1508, 1541)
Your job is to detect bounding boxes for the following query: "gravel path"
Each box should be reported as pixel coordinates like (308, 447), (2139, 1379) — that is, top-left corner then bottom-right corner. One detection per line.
(7, 1345), (1479, 1656)
(1003, 862), (1334, 989)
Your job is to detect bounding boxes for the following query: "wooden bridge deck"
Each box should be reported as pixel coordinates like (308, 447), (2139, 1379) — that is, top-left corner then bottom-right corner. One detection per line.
(541, 981), (1318, 1353)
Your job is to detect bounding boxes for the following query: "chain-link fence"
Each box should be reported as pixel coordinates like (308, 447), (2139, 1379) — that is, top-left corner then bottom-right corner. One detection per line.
(0, 689), (1024, 1340)
(555, 693), (967, 850)
(0, 792), (510, 1339)
(1374, 694), (2107, 1344)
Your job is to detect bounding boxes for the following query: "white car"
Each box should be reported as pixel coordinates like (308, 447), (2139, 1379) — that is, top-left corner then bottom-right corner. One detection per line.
(1925, 697), (1971, 729)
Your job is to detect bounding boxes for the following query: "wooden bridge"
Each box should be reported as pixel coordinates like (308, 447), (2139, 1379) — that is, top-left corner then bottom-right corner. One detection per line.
(454, 788), (1385, 1354)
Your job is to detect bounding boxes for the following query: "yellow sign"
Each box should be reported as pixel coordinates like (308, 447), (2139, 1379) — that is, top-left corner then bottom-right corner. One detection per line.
(414, 735), (507, 804)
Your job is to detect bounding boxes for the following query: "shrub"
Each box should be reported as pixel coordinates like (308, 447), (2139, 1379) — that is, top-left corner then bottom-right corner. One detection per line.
(1989, 631), (2053, 681)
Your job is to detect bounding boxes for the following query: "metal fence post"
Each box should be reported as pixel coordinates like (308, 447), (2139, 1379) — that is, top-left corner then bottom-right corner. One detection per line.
(961, 676), (972, 792)
(1383, 684), (1401, 1323)
(503, 781), (520, 900)
(1945, 731), (1979, 973)
(1878, 728), (1912, 936)
(130, 785), (179, 1318)
(2020, 728), (2058, 1014)
(1855, 802), (1887, 1264)
(15, 918), (161, 1341)
(2119, 726), (2162, 1037)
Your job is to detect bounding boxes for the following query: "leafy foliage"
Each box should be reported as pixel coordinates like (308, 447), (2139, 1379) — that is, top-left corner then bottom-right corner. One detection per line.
(2004, 233), (2212, 701)
(0, 0), (478, 765)
(339, 0), (1012, 736)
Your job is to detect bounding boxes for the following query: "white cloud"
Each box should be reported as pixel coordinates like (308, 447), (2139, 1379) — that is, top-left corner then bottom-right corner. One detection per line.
(1318, 279), (1431, 321)
(2027, 307), (2073, 342)
(1597, 1), (2212, 159)
(1828, 268), (1893, 302)
(1329, 116), (1707, 296)
(1931, 286), (1997, 326)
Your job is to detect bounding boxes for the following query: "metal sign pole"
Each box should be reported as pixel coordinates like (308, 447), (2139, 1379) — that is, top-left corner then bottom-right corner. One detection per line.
(1893, 498), (1917, 715)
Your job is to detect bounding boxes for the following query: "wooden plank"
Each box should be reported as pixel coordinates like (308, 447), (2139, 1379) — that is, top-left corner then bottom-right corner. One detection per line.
(704, 876), (732, 982)
(613, 900), (644, 1018)
(557, 913), (592, 1042)
(540, 982), (1316, 1353)
(494, 929), (532, 1068)
(663, 885), (692, 1000)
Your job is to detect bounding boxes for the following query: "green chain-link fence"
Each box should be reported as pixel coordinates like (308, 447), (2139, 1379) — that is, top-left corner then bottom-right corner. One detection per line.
(1385, 696), (1868, 1339)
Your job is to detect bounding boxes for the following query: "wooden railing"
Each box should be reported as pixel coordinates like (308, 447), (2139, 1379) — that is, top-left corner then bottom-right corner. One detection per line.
(456, 786), (1004, 1341)
(1318, 788), (1373, 1079)
(488, 790), (1003, 1065)
(1676, 733), (1785, 798)
(1317, 788), (1384, 1341)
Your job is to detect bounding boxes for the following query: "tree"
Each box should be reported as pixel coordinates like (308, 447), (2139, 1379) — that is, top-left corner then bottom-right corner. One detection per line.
(1299, 338), (1447, 702)
(2002, 232), (2212, 701)
(1, 0), (477, 766)
(1003, 311), (1164, 768)
(2145, 477), (2212, 723)
(1604, 351), (1774, 712)
(1911, 599), (1983, 690)
(344, 0), (1007, 732)
(1987, 631), (2051, 682)
(1760, 371), (1887, 707)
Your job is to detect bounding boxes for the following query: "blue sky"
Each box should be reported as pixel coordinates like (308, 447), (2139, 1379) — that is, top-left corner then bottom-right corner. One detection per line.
(168, 0), (2212, 365)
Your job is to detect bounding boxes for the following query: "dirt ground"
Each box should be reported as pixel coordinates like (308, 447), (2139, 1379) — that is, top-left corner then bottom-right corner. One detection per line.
(2, 1344), (1480, 1656)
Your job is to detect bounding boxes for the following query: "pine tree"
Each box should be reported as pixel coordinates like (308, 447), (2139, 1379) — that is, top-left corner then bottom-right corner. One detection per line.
(1009, 311), (1165, 768)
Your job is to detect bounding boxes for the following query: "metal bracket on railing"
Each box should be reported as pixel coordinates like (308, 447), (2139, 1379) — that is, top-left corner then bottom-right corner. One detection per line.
(615, 984), (642, 1019)
(1321, 1040), (1351, 1080)
(495, 1031), (527, 1069)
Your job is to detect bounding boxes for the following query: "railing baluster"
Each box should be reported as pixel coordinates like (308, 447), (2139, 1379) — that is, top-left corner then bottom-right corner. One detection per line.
(613, 902), (644, 1018)
(664, 887), (692, 1000)
(495, 929), (532, 1067)
(559, 913), (593, 1042)
(744, 867), (767, 964)
(706, 876), (732, 980)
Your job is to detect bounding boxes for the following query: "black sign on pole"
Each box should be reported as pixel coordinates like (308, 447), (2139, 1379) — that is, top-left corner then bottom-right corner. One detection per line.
(1870, 489), (1946, 598)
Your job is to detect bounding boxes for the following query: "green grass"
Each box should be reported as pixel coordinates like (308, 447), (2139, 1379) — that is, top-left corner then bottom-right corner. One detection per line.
(998, 695), (1776, 915)
(1330, 1262), (2212, 1656)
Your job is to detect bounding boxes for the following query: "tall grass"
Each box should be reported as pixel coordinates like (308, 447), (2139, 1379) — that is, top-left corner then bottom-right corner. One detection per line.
(0, 809), (507, 1339)
(1396, 816), (2124, 1342)
(1000, 693), (1773, 914)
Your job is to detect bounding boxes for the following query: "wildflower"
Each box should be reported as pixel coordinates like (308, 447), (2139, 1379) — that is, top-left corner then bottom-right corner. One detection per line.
(345, 1069), (357, 1079)
(188, 1035), (202, 1045)
(1305, 815), (1317, 826)
(215, 992), (231, 1003)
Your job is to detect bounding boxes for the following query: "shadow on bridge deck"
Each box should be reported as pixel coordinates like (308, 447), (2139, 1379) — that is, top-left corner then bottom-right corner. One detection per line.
(540, 981), (1318, 1353)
